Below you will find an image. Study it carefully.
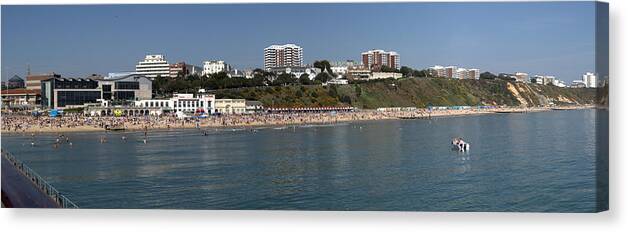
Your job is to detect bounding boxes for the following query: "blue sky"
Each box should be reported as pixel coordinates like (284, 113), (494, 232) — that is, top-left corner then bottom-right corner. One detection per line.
(1, 2), (600, 81)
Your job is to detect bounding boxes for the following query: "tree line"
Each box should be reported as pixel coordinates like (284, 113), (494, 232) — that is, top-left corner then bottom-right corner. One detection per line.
(152, 60), (448, 97)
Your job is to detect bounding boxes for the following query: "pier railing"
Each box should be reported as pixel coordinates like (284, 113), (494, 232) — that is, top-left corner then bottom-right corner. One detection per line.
(2, 150), (79, 208)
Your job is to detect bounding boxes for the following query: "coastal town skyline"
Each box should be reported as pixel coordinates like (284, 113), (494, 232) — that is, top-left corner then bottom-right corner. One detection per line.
(1, 2), (603, 82)
(1, 1), (608, 214)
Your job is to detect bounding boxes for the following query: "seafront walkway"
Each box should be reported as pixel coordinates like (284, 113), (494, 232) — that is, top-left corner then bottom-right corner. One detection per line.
(1, 150), (78, 208)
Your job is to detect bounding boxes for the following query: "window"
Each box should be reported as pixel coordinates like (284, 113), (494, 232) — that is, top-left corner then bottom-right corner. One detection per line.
(114, 91), (135, 100)
(115, 81), (140, 90)
(56, 91), (101, 107)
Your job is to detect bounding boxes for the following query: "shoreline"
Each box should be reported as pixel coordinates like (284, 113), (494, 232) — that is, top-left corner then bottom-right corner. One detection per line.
(1, 105), (597, 135)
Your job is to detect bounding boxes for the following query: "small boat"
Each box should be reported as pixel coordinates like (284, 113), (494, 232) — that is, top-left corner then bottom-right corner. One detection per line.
(452, 138), (470, 152)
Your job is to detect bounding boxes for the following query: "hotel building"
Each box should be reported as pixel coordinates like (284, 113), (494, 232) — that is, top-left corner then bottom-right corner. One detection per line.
(361, 49), (400, 70)
(428, 66), (446, 77)
(135, 54), (170, 78)
(429, 66), (479, 79)
(467, 69), (480, 80)
(582, 72), (597, 88)
(264, 44), (303, 69)
(202, 60), (231, 75)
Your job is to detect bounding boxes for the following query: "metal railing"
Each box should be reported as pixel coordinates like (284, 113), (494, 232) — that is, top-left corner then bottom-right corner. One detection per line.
(2, 150), (79, 208)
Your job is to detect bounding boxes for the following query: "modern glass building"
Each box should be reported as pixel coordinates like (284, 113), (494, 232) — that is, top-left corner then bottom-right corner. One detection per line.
(40, 74), (152, 109)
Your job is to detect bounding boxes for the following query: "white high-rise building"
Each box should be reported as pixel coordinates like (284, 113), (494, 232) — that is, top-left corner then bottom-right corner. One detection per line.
(582, 72), (597, 88)
(135, 54), (170, 78)
(202, 60), (231, 75)
(264, 44), (303, 70)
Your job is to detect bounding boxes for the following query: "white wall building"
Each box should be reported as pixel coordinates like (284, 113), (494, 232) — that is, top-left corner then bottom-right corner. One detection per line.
(553, 79), (567, 88)
(544, 76), (556, 85)
(455, 68), (468, 79)
(514, 72), (529, 82)
(582, 72), (597, 88)
(202, 60), (231, 76)
(135, 54), (170, 78)
(215, 99), (246, 114)
(267, 66), (321, 80)
(571, 80), (587, 88)
(329, 60), (357, 75)
(135, 93), (216, 115)
(264, 44), (303, 69)
(370, 72), (403, 80)
(429, 65), (478, 79)
(330, 66), (348, 75)
(326, 78), (349, 85)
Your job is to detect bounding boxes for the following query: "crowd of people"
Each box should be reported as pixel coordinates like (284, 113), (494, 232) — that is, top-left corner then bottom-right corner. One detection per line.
(1, 109), (438, 133)
(2, 105), (582, 134)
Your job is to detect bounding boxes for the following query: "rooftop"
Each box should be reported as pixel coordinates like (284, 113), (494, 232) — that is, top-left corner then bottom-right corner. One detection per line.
(9, 75), (23, 82)
(1, 88), (40, 95)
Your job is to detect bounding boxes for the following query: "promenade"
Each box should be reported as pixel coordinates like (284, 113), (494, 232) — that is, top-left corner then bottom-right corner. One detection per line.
(2, 155), (60, 208)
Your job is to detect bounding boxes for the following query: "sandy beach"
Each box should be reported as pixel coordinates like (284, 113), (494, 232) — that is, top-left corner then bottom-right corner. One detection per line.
(1, 105), (596, 134)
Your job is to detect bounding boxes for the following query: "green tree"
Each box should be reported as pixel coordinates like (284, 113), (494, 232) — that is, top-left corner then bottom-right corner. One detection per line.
(313, 60), (333, 74)
(400, 66), (413, 77)
(299, 74), (312, 85)
(273, 73), (296, 86)
(340, 95), (352, 104)
(355, 85), (362, 97)
(379, 65), (400, 73)
(328, 85), (338, 98)
(314, 72), (332, 83)
(413, 69), (430, 78)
